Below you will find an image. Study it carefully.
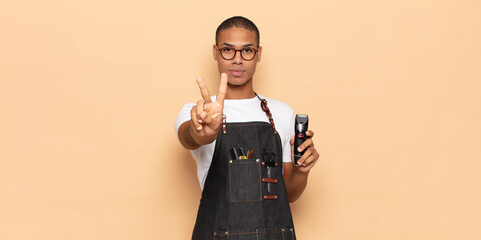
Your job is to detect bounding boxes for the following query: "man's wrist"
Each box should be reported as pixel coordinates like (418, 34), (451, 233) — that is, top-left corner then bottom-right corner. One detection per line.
(185, 123), (201, 149)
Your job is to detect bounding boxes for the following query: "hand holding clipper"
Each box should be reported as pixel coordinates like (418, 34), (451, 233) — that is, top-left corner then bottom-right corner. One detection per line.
(294, 114), (309, 165)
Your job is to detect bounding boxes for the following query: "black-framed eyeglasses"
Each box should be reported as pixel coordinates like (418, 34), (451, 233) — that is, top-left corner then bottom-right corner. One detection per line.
(216, 46), (258, 61)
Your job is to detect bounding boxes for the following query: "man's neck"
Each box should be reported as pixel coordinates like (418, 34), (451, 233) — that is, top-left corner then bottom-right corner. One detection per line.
(224, 79), (256, 99)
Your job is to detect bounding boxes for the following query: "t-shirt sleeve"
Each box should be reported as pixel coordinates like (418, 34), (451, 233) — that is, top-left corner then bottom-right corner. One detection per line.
(282, 112), (295, 163)
(174, 103), (195, 136)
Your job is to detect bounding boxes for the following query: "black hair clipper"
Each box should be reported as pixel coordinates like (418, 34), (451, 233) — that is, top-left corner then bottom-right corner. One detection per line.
(294, 114), (309, 165)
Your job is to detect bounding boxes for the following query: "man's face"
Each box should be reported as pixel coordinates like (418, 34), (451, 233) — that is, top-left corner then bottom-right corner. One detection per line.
(213, 27), (262, 86)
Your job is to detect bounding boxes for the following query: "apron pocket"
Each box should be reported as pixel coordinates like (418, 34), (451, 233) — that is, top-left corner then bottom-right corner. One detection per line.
(229, 158), (262, 202)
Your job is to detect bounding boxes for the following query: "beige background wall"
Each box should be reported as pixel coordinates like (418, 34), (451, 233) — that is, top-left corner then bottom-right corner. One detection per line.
(1, 0), (480, 239)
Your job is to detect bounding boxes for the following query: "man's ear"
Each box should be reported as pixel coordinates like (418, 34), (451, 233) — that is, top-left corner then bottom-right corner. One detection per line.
(257, 46), (262, 62)
(213, 44), (218, 61)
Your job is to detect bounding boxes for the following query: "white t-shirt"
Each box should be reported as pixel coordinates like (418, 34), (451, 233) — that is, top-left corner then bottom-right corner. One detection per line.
(174, 95), (295, 189)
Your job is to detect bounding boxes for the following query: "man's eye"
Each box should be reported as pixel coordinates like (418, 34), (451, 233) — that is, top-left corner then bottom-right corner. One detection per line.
(243, 48), (253, 53)
(222, 48), (232, 52)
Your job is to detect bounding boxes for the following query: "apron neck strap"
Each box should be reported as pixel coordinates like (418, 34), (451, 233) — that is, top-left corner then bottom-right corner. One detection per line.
(255, 92), (278, 134)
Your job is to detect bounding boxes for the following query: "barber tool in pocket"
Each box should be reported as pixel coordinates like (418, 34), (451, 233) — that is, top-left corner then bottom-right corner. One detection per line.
(230, 147), (251, 160)
(262, 149), (276, 193)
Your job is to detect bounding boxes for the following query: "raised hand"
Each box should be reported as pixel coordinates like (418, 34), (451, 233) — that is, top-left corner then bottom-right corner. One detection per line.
(189, 73), (228, 146)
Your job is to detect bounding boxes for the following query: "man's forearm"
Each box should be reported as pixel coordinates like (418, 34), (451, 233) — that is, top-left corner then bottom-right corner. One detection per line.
(285, 170), (309, 202)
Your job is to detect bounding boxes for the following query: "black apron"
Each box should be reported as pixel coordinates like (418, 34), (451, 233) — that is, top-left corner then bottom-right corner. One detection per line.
(192, 96), (296, 240)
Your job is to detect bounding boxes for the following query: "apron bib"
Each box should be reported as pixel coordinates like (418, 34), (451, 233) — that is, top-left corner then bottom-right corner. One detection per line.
(192, 97), (296, 240)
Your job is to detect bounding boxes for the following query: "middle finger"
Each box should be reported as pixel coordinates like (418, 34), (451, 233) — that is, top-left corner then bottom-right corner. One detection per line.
(297, 147), (313, 166)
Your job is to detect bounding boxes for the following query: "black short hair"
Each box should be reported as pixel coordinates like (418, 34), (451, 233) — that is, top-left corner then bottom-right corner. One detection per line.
(216, 16), (260, 46)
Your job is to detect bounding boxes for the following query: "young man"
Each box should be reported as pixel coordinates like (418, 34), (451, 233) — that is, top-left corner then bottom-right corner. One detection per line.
(175, 16), (319, 240)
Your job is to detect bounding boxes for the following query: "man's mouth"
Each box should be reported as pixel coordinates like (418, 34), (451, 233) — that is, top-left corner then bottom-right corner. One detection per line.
(228, 69), (246, 77)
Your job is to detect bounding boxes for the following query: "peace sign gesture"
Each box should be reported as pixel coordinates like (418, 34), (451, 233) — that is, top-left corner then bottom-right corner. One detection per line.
(189, 73), (228, 146)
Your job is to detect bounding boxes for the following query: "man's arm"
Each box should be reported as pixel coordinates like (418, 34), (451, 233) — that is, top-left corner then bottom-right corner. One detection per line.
(283, 130), (319, 202)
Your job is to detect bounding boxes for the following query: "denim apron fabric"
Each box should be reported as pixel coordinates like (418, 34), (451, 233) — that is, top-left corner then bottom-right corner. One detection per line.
(192, 99), (296, 240)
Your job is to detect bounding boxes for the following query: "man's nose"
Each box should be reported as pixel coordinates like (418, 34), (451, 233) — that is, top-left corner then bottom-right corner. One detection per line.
(231, 50), (243, 64)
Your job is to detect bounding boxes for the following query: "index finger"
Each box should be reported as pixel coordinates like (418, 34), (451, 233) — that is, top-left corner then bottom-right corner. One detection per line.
(215, 73), (228, 104)
(196, 77), (212, 103)
(306, 130), (314, 138)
